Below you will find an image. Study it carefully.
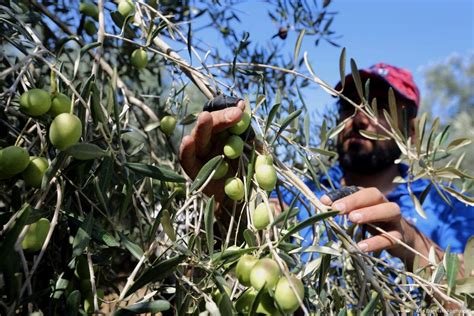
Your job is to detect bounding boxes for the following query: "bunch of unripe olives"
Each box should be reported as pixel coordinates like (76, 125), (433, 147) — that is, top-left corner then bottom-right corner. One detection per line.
(0, 88), (82, 184)
(234, 255), (304, 314)
(219, 111), (278, 229)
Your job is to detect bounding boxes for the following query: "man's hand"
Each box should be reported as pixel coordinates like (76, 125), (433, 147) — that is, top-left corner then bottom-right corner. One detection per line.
(179, 100), (246, 203)
(320, 187), (433, 269)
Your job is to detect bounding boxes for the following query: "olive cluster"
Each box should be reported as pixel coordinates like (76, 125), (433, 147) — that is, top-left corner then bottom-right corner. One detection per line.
(222, 114), (278, 199)
(0, 89), (81, 184)
(220, 112), (278, 231)
(1, 89), (81, 252)
(234, 255), (305, 314)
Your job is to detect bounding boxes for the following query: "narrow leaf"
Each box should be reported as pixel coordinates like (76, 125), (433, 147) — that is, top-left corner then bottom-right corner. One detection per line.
(66, 290), (81, 316)
(359, 130), (391, 141)
(125, 255), (186, 296)
(360, 291), (381, 316)
(350, 58), (364, 101)
(265, 102), (281, 134)
(72, 211), (93, 257)
(441, 185), (474, 206)
(447, 137), (472, 152)
(243, 229), (256, 247)
(272, 109), (302, 144)
(280, 210), (339, 241)
(408, 186), (427, 219)
(338, 47), (346, 90)
(294, 29), (305, 65)
(65, 143), (109, 160)
(126, 162), (185, 183)
(388, 88), (398, 128)
(121, 300), (171, 313)
(327, 117), (349, 139)
(120, 233), (144, 260)
(213, 274), (235, 315)
(189, 156), (223, 192)
(444, 251), (459, 296)
(205, 197), (215, 254)
(304, 113), (310, 146)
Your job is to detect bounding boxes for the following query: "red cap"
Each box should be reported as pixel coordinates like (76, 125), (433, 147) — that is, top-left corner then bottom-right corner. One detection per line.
(335, 63), (420, 110)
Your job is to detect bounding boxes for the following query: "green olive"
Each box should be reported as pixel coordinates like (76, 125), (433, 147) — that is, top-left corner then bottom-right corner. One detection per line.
(131, 48), (148, 69)
(224, 177), (244, 201)
(21, 218), (50, 252)
(229, 111), (251, 135)
(235, 254), (258, 286)
(223, 135), (244, 159)
(79, 2), (99, 19)
(255, 164), (277, 191)
(212, 160), (229, 180)
(50, 93), (72, 117)
(274, 275), (305, 314)
(0, 146), (30, 175)
(118, 0), (135, 16)
(22, 157), (48, 188)
(252, 203), (274, 230)
(159, 115), (177, 136)
(249, 258), (281, 291)
(84, 20), (97, 36)
(19, 89), (51, 116)
(49, 113), (82, 150)
(235, 289), (281, 315)
(255, 154), (273, 169)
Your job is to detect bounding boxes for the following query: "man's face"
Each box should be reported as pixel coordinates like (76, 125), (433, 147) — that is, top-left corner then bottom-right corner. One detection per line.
(336, 87), (413, 174)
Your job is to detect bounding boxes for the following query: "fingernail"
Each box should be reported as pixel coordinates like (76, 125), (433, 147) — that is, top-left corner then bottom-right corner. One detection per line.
(224, 107), (241, 122)
(320, 195), (331, 205)
(349, 212), (362, 223)
(358, 242), (368, 252)
(333, 202), (345, 213)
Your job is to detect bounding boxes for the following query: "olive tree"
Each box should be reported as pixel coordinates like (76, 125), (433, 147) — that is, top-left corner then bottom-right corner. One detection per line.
(0, 1), (472, 314)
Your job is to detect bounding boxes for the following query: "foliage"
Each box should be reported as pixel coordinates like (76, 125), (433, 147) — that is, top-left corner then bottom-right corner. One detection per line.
(0, 0), (473, 315)
(420, 53), (474, 194)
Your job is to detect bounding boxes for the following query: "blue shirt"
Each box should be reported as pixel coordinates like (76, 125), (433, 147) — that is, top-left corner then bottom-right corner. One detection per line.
(276, 163), (474, 257)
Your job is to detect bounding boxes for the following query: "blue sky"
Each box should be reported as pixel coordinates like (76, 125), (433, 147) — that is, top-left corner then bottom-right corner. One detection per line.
(198, 0), (473, 114)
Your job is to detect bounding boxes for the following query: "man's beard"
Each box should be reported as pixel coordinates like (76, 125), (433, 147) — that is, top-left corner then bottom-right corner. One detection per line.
(337, 138), (401, 174)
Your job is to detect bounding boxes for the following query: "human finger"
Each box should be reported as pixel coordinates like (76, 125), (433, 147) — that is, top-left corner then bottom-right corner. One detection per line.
(192, 112), (215, 158)
(179, 135), (202, 178)
(347, 202), (401, 224)
(208, 101), (245, 133)
(330, 187), (388, 215)
(357, 230), (403, 253)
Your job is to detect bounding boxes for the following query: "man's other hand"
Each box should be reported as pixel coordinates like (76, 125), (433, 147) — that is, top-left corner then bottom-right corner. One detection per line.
(179, 100), (246, 203)
(321, 188), (419, 264)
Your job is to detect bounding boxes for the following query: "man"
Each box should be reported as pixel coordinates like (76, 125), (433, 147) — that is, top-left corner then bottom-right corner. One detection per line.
(179, 62), (474, 273)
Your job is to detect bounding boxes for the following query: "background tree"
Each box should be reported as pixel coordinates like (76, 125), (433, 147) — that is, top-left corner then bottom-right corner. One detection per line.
(420, 53), (474, 194)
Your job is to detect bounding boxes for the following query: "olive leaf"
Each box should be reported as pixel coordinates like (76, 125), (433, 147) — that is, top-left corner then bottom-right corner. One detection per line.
(126, 162), (185, 183)
(189, 155), (223, 192)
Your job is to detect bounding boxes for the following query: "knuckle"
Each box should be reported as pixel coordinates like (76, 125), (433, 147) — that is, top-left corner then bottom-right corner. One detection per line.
(367, 187), (385, 201)
(387, 202), (401, 213)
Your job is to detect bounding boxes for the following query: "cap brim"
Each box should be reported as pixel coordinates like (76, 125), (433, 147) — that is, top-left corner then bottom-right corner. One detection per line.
(334, 70), (413, 103)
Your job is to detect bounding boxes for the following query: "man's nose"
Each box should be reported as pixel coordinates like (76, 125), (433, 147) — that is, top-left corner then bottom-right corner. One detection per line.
(352, 109), (370, 128)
